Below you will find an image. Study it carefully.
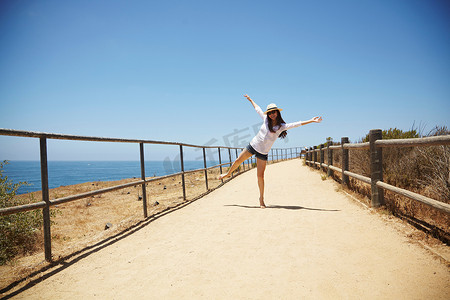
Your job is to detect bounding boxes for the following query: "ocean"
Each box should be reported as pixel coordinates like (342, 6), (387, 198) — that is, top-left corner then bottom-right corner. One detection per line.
(2, 160), (221, 195)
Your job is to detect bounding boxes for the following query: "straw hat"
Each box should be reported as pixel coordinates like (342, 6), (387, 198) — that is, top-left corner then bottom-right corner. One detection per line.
(264, 103), (283, 114)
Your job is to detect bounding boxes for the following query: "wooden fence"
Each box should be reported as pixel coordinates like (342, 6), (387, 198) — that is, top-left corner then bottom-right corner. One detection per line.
(304, 129), (450, 215)
(0, 128), (302, 262)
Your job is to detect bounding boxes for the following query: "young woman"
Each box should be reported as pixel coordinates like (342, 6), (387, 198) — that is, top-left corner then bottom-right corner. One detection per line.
(219, 94), (322, 208)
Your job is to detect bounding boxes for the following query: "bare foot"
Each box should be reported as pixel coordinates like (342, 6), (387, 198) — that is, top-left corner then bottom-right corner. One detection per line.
(218, 173), (230, 180)
(259, 197), (266, 209)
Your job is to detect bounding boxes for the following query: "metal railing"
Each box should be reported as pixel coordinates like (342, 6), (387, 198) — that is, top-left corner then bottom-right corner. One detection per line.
(0, 128), (302, 262)
(304, 129), (450, 215)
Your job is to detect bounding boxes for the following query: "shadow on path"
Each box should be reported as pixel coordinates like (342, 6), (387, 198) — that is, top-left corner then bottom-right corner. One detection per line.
(0, 187), (221, 299)
(224, 204), (340, 212)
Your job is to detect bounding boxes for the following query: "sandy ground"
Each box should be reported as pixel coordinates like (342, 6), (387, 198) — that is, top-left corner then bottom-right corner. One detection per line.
(5, 160), (450, 299)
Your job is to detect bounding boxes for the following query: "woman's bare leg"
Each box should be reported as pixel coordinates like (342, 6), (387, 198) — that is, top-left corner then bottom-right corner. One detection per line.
(256, 158), (267, 208)
(218, 149), (253, 180)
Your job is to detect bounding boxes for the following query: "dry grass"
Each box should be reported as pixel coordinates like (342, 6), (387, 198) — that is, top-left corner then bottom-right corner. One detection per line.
(0, 166), (233, 291)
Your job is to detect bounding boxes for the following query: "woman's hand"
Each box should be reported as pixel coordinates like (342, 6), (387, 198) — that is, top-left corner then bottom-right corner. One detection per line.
(301, 116), (323, 126)
(244, 94), (258, 109)
(244, 94), (252, 102)
(244, 94), (259, 111)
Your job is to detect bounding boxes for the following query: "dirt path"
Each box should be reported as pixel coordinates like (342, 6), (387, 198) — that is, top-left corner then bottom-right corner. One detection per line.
(10, 160), (450, 299)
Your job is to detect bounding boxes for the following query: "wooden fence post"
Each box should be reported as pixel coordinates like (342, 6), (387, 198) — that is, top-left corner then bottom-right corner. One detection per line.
(139, 143), (148, 218)
(40, 137), (52, 262)
(313, 146), (317, 169)
(320, 144), (324, 171)
(370, 129), (385, 207)
(327, 142), (333, 177)
(341, 137), (349, 186)
(307, 147), (311, 166)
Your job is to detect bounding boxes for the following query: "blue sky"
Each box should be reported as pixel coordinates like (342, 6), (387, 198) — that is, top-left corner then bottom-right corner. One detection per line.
(0, 0), (449, 161)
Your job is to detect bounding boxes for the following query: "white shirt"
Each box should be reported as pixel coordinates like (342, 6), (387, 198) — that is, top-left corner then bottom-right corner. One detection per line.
(249, 105), (303, 155)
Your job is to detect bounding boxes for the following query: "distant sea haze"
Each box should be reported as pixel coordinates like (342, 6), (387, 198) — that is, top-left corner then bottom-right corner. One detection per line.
(3, 161), (220, 195)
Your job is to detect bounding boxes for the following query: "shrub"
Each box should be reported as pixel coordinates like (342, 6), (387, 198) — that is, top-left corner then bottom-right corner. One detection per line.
(415, 126), (450, 203)
(361, 127), (420, 142)
(356, 127), (421, 188)
(0, 161), (43, 264)
(309, 126), (449, 239)
(352, 126), (449, 237)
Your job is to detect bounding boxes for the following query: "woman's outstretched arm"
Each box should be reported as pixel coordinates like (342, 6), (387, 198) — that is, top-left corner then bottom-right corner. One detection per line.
(244, 94), (257, 108)
(300, 116), (323, 126)
(244, 94), (265, 119)
(283, 116), (323, 130)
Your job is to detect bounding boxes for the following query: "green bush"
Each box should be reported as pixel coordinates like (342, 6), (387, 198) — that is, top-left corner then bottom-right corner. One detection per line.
(350, 126), (449, 201)
(361, 127), (420, 142)
(358, 127), (421, 188)
(0, 160), (43, 264)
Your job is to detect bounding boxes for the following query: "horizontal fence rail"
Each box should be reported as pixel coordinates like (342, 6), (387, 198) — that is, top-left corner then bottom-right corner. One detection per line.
(375, 135), (450, 148)
(0, 128), (303, 262)
(304, 130), (450, 215)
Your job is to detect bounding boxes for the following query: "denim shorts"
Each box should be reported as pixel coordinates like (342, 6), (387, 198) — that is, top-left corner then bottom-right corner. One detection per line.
(246, 144), (268, 161)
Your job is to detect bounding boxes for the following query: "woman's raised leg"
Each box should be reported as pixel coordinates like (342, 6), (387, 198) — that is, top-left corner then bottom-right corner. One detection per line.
(256, 158), (267, 208)
(218, 149), (253, 180)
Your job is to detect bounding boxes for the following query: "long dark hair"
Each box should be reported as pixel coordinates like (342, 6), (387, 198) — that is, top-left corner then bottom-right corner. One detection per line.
(268, 110), (288, 139)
